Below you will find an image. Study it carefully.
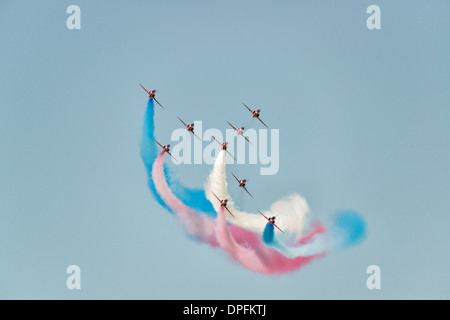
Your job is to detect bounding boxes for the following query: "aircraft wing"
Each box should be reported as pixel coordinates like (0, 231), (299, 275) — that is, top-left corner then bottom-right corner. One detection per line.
(230, 171), (240, 183)
(211, 191), (221, 202)
(224, 206), (235, 218)
(212, 136), (221, 145)
(178, 117), (188, 128)
(139, 83), (149, 93)
(152, 138), (164, 149)
(243, 135), (252, 145)
(192, 131), (202, 141)
(242, 102), (253, 114)
(257, 116), (268, 128)
(226, 121), (237, 131)
(166, 151), (178, 162)
(153, 97), (164, 109)
(258, 210), (270, 221)
(273, 223), (284, 233)
(243, 186), (254, 199)
(226, 149), (236, 161)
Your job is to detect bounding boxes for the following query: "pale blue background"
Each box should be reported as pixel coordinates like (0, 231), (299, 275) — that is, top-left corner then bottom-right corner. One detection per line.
(0, 1), (449, 299)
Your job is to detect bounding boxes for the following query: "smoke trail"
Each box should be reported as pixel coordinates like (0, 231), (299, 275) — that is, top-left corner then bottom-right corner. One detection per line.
(205, 147), (367, 257)
(262, 223), (275, 244)
(151, 151), (324, 274)
(150, 150), (267, 250)
(328, 210), (366, 250)
(205, 147), (364, 260)
(215, 207), (325, 274)
(140, 98), (215, 215)
(205, 149), (315, 238)
(141, 97), (365, 273)
(151, 151), (218, 246)
(203, 150), (327, 272)
(141, 99), (170, 211)
(263, 223), (330, 258)
(262, 210), (366, 257)
(215, 207), (270, 273)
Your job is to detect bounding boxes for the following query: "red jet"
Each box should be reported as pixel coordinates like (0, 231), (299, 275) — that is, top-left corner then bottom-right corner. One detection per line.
(230, 171), (253, 199)
(178, 117), (201, 141)
(212, 136), (236, 161)
(211, 192), (234, 217)
(227, 121), (252, 144)
(153, 138), (178, 162)
(242, 102), (268, 128)
(139, 83), (164, 109)
(259, 210), (284, 233)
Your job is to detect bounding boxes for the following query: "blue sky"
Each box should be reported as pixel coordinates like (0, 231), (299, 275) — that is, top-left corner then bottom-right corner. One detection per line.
(0, 1), (449, 299)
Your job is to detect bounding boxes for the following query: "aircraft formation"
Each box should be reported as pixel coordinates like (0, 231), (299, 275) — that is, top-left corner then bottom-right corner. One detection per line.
(140, 83), (283, 233)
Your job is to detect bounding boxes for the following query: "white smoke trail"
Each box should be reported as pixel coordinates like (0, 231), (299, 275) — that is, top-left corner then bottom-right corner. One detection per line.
(204, 150), (316, 240)
(268, 233), (330, 258)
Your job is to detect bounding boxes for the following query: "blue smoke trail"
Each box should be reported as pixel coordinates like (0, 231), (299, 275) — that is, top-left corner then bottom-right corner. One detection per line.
(141, 99), (171, 211)
(168, 179), (216, 215)
(328, 210), (366, 249)
(140, 98), (216, 216)
(261, 210), (366, 257)
(262, 223), (275, 244)
(262, 223), (328, 257)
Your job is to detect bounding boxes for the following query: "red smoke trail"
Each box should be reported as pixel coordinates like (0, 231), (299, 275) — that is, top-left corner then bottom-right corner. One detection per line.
(152, 151), (218, 247)
(152, 151), (325, 274)
(215, 207), (270, 273)
(216, 208), (326, 274)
